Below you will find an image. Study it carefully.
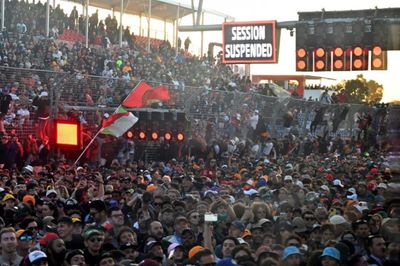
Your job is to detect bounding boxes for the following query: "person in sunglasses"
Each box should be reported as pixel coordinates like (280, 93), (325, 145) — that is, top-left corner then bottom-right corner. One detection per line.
(83, 228), (105, 266)
(16, 230), (35, 257)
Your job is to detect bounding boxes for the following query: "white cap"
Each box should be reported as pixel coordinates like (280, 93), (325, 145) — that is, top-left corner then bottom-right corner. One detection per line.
(329, 215), (348, 225)
(46, 189), (58, 197)
(23, 165), (33, 173)
(320, 185), (330, 191)
(243, 189), (258, 196)
(333, 179), (344, 188)
(377, 183), (387, 190)
(284, 175), (293, 182)
(29, 251), (47, 263)
(354, 201), (369, 213)
(39, 91), (48, 97)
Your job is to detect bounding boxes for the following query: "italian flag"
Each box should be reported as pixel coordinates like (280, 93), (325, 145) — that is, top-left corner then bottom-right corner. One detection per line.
(101, 107), (138, 137)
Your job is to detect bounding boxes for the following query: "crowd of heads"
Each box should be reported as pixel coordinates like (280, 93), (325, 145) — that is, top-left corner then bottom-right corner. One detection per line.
(0, 1), (398, 266)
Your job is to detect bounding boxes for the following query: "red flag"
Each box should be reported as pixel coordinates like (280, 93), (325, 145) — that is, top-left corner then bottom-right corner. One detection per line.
(122, 81), (152, 108)
(142, 85), (171, 106)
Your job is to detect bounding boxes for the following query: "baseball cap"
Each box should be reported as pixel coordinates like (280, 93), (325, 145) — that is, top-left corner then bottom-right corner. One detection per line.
(329, 215), (348, 225)
(377, 183), (387, 190)
(29, 251), (47, 264)
(230, 220), (245, 231)
(320, 247), (340, 261)
(39, 232), (59, 246)
(23, 195), (36, 206)
(39, 91), (48, 97)
(46, 189), (58, 197)
(283, 246), (301, 259)
(3, 193), (15, 202)
(167, 243), (183, 258)
(188, 245), (204, 259)
(83, 228), (104, 240)
(284, 175), (293, 182)
(333, 179), (344, 188)
(144, 240), (162, 254)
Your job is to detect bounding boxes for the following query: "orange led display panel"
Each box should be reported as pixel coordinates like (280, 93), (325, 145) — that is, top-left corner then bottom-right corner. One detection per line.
(55, 120), (81, 149)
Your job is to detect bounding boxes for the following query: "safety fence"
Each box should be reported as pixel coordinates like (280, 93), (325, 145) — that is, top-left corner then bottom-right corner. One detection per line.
(0, 66), (381, 143)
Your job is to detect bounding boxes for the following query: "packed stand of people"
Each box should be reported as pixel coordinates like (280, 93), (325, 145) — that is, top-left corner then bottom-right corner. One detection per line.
(0, 131), (399, 266)
(0, 2), (398, 266)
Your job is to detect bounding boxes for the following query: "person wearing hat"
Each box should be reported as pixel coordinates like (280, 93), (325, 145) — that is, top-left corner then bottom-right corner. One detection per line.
(64, 249), (85, 266)
(0, 227), (23, 266)
(143, 240), (164, 264)
(28, 250), (48, 266)
(166, 243), (184, 265)
(16, 230), (35, 257)
(320, 247), (341, 266)
(282, 246), (302, 266)
(57, 216), (84, 250)
(97, 252), (116, 266)
(120, 242), (141, 263)
(83, 228), (105, 266)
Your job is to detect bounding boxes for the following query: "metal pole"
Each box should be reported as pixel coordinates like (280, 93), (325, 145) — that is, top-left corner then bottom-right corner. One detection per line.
(163, 19), (166, 40)
(200, 12), (204, 55)
(46, 0), (50, 37)
(147, 0), (151, 52)
(1, 0), (4, 31)
(119, 0), (123, 48)
(85, 0), (89, 48)
(175, 4), (180, 56)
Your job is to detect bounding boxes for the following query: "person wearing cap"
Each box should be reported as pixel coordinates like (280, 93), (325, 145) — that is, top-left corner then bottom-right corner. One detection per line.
(44, 237), (66, 266)
(97, 252), (116, 266)
(120, 242), (141, 263)
(166, 243), (184, 265)
(16, 230), (34, 257)
(329, 215), (350, 239)
(83, 228), (105, 266)
(227, 220), (245, 239)
(163, 216), (189, 245)
(180, 228), (198, 252)
(320, 247), (341, 266)
(57, 216), (84, 250)
(143, 240), (164, 264)
(64, 249), (85, 266)
(352, 219), (370, 256)
(28, 250), (48, 266)
(282, 246), (302, 266)
(0, 227), (23, 266)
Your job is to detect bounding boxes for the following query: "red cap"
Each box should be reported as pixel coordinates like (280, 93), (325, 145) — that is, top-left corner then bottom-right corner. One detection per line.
(370, 168), (378, 174)
(39, 232), (59, 246)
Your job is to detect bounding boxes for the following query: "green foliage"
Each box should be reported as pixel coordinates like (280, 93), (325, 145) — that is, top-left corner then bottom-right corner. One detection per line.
(339, 74), (383, 104)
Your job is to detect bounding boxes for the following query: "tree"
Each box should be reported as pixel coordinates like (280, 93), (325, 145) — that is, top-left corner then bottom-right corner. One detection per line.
(339, 74), (383, 104)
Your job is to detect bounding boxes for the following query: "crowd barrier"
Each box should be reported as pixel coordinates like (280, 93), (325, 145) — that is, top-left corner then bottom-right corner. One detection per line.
(0, 66), (382, 143)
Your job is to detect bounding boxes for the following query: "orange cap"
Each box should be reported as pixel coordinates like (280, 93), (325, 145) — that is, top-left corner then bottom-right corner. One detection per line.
(23, 195), (36, 206)
(188, 245), (204, 259)
(146, 184), (157, 192)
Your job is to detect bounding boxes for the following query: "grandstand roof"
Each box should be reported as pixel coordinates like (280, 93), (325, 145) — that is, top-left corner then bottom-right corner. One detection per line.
(88, 0), (196, 21)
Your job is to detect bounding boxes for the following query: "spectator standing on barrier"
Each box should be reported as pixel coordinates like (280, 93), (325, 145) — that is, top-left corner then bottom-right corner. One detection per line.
(32, 91), (50, 142)
(69, 6), (79, 30)
(319, 89), (332, 104)
(184, 37), (191, 52)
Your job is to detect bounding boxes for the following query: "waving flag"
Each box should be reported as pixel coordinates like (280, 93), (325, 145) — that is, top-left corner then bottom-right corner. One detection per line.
(101, 107), (138, 137)
(122, 81), (152, 108)
(142, 85), (171, 106)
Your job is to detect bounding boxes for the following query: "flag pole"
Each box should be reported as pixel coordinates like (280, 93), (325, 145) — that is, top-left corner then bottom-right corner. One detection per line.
(72, 127), (103, 167)
(71, 80), (144, 167)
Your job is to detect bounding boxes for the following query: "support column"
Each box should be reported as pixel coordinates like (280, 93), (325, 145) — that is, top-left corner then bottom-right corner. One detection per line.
(147, 0), (151, 52)
(119, 0), (124, 47)
(46, 0), (50, 37)
(175, 4), (180, 56)
(1, 0), (5, 31)
(85, 0), (89, 48)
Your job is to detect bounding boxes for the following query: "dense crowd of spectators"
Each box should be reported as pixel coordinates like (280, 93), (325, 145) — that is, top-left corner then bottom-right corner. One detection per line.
(0, 1), (398, 266)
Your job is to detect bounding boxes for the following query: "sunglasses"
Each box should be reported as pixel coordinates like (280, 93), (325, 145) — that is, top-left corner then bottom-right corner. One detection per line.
(27, 226), (38, 231)
(19, 235), (33, 241)
(89, 237), (104, 243)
